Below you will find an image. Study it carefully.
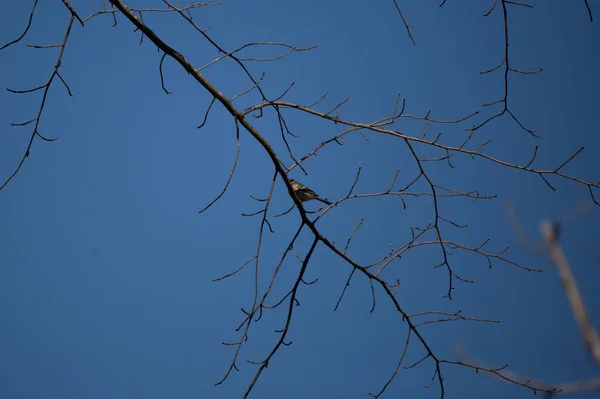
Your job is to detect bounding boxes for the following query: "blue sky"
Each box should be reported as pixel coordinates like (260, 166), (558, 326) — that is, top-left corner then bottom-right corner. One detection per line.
(0, 1), (599, 398)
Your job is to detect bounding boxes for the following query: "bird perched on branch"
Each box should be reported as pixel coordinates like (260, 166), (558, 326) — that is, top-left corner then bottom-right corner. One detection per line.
(289, 179), (332, 205)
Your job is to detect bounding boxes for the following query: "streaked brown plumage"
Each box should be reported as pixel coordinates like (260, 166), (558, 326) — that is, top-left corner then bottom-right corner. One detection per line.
(289, 179), (332, 205)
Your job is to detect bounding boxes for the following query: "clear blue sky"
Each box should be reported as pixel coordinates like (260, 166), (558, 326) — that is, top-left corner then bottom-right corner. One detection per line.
(1, 1), (599, 398)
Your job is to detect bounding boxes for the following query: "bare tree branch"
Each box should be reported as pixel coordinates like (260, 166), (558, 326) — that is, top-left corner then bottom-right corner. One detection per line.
(539, 220), (600, 366)
(1, 15), (76, 191)
(0, 0), (39, 51)
(2, 2), (597, 398)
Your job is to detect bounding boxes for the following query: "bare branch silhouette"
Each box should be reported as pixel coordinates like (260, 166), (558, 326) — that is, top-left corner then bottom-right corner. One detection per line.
(472, 0), (542, 136)
(390, 0), (416, 45)
(1, 1), (598, 398)
(0, 0), (39, 51)
(1, 11), (76, 191)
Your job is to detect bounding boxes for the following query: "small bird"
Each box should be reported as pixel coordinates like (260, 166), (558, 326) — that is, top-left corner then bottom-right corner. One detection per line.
(289, 179), (332, 205)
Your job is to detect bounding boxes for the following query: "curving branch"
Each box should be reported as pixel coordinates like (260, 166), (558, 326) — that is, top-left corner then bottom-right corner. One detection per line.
(198, 118), (242, 214)
(0, 0), (39, 51)
(583, 0), (594, 21)
(1, 14), (76, 192)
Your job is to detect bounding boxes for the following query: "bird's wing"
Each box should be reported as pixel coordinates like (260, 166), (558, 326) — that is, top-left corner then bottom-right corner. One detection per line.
(298, 187), (318, 196)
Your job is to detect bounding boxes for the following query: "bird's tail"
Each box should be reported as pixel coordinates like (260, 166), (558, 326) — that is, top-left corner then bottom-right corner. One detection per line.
(317, 197), (332, 205)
